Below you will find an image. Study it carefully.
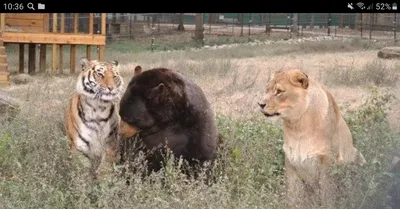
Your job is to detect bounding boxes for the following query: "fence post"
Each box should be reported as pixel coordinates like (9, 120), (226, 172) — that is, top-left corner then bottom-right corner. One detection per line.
(129, 13), (132, 39)
(266, 13), (271, 36)
(327, 13), (331, 36)
(369, 13), (373, 39)
(208, 13), (211, 34)
(394, 13), (397, 42)
(240, 13), (244, 36)
(248, 13), (252, 40)
(151, 37), (154, 52)
(288, 13), (292, 39)
(360, 13), (363, 37)
(158, 13), (160, 33)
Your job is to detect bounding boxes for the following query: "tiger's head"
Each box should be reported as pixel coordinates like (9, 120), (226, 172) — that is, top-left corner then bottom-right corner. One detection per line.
(76, 58), (125, 102)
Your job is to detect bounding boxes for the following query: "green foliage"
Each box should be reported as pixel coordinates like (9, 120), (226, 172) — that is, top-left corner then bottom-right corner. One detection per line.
(0, 87), (399, 209)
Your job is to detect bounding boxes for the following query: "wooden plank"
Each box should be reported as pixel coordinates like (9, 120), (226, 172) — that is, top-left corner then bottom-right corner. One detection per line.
(87, 13), (94, 61)
(0, 47), (5, 54)
(59, 45), (63, 74)
(6, 14), (45, 20)
(60, 14), (65, 33)
(0, 73), (9, 80)
(74, 14), (79, 33)
(0, 81), (10, 87)
(89, 13), (94, 34)
(0, 63), (8, 72)
(1, 14), (5, 31)
(28, 44), (36, 74)
(0, 73), (9, 79)
(19, 44), (24, 73)
(59, 13), (64, 74)
(98, 45), (104, 61)
(70, 45), (76, 73)
(52, 44), (57, 74)
(5, 26), (44, 33)
(43, 14), (49, 32)
(39, 44), (46, 73)
(0, 55), (7, 63)
(86, 45), (91, 60)
(3, 32), (106, 45)
(52, 13), (57, 32)
(5, 19), (44, 27)
(101, 13), (106, 35)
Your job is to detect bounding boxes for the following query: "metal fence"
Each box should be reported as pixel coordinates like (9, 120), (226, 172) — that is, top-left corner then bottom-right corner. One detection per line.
(49, 13), (400, 46)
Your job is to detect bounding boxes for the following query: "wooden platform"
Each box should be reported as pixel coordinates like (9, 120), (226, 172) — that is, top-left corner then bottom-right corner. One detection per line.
(3, 32), (106, 45)
(0, 32), (9, 87)
(0, 13), (107, 83)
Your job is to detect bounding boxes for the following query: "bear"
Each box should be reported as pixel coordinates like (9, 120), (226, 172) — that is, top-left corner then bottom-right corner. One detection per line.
(118, 66), (222, 179)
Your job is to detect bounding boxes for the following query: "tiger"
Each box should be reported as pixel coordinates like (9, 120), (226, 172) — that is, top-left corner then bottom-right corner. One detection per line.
(64, 57), (125, 179)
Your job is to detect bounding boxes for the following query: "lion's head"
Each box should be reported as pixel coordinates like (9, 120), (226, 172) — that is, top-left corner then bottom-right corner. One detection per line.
(258, 69), (310, 120)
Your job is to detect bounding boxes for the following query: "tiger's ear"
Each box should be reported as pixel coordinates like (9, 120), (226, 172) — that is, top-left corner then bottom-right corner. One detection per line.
(134, 65), (142, 76)
(80, 58), (91, 71)
(112, 60), (120, 71)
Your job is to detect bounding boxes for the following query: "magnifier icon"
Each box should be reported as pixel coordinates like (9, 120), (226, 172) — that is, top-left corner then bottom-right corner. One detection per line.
(27, 2), (35, 10)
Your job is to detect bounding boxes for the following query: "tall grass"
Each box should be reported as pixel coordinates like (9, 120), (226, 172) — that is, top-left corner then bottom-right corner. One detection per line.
(0, 88), (398, 209)
(323, 59), (400, 87)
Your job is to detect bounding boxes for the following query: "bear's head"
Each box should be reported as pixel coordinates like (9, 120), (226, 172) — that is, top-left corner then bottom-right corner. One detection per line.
(119, 66), (188, 139)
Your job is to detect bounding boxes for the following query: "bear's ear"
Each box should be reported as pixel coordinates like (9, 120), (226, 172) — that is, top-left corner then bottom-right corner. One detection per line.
(146, 83), (165, 99)
(134, 65), (142, 76)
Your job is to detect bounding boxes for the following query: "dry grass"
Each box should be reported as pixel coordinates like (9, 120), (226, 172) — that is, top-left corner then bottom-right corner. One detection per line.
(1, 36), (400, 209)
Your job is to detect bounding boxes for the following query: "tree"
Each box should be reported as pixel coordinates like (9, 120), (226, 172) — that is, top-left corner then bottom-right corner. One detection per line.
(195, 13), (204, 41)
(177, 13), (185, 31)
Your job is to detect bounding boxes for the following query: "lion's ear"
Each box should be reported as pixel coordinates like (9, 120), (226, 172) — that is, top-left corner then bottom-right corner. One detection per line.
(291, 71), (309, 89)
(270, 70), (282, 80)
(134, 65), (142, 76)
(146, 83), (165, 99)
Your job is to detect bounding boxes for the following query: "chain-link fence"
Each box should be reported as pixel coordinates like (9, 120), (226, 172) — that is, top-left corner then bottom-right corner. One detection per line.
(43, 13), (400, 50)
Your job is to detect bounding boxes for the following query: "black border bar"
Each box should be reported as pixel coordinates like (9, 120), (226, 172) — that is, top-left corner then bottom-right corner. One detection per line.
(0, 0), (398, 13)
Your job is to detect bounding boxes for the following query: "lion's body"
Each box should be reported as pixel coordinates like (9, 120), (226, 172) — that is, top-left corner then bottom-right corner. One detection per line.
(258, 69), (366, 208)
(65, 58), (124, 179)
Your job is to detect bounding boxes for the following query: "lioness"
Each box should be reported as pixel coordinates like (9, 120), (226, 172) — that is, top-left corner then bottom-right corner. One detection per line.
(258, 69), (366, 208)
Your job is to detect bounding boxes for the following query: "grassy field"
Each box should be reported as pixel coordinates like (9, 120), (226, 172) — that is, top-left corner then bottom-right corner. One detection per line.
(1, 33), (400, 209)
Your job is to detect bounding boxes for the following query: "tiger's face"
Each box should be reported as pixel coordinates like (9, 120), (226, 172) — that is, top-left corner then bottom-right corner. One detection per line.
(76, 58), (125, 102)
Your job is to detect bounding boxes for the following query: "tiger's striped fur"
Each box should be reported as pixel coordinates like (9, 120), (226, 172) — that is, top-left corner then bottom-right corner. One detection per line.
(65, 58), (125, 179)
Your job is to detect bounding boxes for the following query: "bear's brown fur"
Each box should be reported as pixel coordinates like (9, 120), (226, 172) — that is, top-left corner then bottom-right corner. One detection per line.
(118, 66), (221, 178)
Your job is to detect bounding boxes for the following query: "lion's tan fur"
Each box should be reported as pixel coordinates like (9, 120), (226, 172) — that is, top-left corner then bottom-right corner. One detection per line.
(259, 69), (366, 208)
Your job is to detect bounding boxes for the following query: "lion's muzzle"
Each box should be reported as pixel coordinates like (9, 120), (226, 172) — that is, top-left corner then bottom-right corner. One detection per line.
(258, 102), (280, 117)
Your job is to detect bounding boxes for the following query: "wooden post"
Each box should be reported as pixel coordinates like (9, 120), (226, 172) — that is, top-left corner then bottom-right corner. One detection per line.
(28, 44), (36, 74)
(52, 13), (58, 74)
(59, 13), (65, 74)
(98, 13), (106, 61)
(0, 14), (5, 31)
(19, 44), (24, 73)
(87, 13), (94, 60)
(39, 44), (46, 73)
(70, 13), (79, 73)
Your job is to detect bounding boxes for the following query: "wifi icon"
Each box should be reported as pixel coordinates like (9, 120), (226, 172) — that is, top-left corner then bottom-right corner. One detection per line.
(357, 2), (365, 9)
